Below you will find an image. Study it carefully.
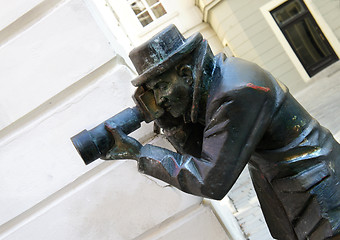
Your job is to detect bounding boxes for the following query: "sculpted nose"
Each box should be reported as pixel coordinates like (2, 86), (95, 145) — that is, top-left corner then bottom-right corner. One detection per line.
(156, 96), (166, 106)
(154, 91), (166, 106)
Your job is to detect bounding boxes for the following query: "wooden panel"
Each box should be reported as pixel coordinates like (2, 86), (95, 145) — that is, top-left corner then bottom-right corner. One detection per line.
(313, 0), (340, 41)
(251, 31), (277, 49)
(265, 53), (291, 72)
(278, 68), (307, 94)
(236, 42), (257, 57)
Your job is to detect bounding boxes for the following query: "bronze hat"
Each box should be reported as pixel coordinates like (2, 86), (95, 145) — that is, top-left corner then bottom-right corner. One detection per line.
(129, 24), (203, 86)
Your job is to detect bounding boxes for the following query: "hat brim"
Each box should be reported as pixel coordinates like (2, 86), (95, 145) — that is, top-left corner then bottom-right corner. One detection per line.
(131, 33), (203, 87)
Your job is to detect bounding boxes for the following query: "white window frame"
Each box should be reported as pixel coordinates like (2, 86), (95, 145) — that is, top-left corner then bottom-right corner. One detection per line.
(260, 0), (340, 82)
(127, 0), (167, 27)
(104, 0), (178, 45)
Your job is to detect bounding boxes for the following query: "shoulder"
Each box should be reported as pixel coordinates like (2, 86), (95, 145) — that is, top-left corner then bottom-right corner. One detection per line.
(210, 56), (289, 104)
(205, 57), (281, 118)
(221, 57), (275, 89)
(210, 57), (276, 98)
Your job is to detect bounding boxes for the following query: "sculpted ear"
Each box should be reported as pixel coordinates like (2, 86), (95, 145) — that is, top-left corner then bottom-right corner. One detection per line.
(177, 64), (193, 85)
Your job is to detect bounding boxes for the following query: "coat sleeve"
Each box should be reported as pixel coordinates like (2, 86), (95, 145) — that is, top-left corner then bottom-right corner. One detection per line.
(138, 84), (274, 200)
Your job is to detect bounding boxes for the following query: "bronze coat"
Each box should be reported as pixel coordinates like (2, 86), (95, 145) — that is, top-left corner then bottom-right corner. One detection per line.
(138, 55), (340, 240)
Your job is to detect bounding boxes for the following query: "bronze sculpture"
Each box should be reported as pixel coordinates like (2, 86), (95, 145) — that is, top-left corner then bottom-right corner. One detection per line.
(71, 25), (340, 240)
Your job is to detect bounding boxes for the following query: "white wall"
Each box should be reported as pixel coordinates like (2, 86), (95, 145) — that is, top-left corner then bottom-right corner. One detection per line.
(0, 0), (231, 239)
(0, 0), (116, 129)
(106, 0), (224, 55)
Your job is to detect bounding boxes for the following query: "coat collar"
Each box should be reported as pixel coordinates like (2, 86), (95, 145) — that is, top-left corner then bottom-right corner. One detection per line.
(184, 40), (217, 124)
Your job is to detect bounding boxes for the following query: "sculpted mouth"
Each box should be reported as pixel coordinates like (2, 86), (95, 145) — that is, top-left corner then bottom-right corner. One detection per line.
(163, 102), (171, 110)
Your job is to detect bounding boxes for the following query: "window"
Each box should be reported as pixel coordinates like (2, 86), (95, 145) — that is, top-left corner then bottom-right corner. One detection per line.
(271, 0), (338, 77)
(128, 0), (167, 27)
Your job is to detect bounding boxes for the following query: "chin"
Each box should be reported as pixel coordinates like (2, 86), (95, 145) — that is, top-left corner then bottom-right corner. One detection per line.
(169, 112), (181, 118)
(169, 108), (186, 118)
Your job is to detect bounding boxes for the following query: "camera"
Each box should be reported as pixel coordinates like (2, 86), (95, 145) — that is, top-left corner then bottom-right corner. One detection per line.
(71, 87), (164, 165)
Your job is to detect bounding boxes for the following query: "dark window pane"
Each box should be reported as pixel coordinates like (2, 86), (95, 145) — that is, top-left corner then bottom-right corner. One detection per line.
(272, 0), (305, 26)
(271, 0), (338, 76)
(137, 11), (153, 26)
(152, 3), (166, 19)
(284, 17), (332, 66)
(146, 0), (158, 6)
(131, 0), (146, 15)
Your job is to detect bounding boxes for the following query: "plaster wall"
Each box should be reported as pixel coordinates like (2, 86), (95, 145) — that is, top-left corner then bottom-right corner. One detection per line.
(0, 0), (44, 31)
(0, 0), (230, 239)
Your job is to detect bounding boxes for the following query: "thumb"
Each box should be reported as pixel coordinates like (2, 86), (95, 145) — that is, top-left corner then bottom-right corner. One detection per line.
(105, 122), (124, 139)
(104, 122), (126, 143)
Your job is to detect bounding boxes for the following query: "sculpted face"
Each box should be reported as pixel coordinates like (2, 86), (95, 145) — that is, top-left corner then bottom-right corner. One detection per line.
(145, 64), (193, 118)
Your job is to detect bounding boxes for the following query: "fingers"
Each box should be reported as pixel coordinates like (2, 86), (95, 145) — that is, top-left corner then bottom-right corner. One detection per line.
(103, 121), (142, 161)
(104, 122), (126, 141)
(104, 122), (117, 133)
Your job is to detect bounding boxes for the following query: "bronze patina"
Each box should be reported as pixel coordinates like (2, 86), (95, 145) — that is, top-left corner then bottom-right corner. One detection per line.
(71, 25), (340, 240)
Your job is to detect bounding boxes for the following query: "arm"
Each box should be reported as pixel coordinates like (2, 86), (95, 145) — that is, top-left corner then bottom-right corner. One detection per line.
(104, 86), (273, 200)
(140, 86), (273, 199)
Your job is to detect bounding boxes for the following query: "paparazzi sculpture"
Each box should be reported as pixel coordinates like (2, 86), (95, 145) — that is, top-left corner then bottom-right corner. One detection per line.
(71, 25), (340, 239)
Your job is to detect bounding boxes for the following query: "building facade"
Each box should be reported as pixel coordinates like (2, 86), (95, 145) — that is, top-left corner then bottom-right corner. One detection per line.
(0, 0), (239, 239)
(1, 0), (339, 239)
(105, 0), (340, 95)
(202, 0), (340, 93)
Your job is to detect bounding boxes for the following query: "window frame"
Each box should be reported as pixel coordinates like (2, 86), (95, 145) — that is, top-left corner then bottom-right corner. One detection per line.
(270, 0), (338, 77)
(261, 0), (340, 82)
(127, 0), (167, 27)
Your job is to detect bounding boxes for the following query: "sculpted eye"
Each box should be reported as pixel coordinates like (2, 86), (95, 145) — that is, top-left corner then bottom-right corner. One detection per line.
(177, 65), (192, 78)
(177, 64), (193, 86)
(157, 82), (169, 91)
